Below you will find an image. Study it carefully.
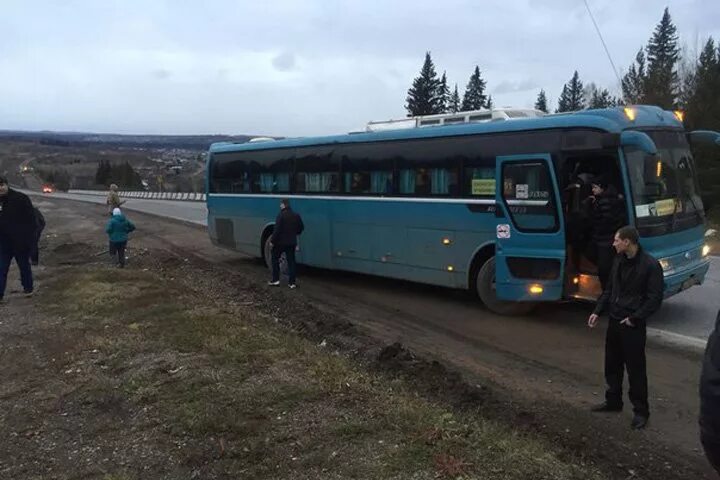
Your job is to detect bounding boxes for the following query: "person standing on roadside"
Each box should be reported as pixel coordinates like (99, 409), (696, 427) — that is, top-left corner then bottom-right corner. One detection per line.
(106, 184), (125, 216)
(587, 226), (663, 430)
(268, 199), (304, 289)
(30, 207), (45, 266)
(0, 175), (36, 302)
(105, 208), (135, 268)
(700, 311), (720, 475)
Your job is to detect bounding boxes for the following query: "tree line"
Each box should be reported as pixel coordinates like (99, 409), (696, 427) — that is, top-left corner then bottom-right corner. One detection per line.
(405, 7), (720, 126)
(95, 159), (144, 190)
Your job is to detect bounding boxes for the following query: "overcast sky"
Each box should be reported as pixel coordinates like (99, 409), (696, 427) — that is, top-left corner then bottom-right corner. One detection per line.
(1, 0), (718, 137)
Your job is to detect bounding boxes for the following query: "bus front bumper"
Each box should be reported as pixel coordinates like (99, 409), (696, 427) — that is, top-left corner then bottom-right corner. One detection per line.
(663, 258), (711, 298)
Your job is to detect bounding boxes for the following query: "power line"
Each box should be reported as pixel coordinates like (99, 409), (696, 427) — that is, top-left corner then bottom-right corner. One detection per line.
(583, 0), (623, 91)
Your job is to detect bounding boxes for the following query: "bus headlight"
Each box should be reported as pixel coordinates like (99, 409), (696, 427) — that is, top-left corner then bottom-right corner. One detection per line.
(659, 258), (671, 272)
(703, 244), (711, 257)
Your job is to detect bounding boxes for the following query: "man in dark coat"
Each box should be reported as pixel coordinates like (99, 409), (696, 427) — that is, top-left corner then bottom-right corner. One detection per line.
(700, 312), (720, 474)
(30, 207), (45, 266)
(588, 226), (663, 430)
(585, 176), (626, 291)
(0, 175), (36, 302)
(268, 199), (304, 289)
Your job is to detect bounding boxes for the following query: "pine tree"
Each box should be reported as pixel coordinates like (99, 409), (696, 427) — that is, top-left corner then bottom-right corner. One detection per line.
(485, 95), (493, 109)
(437, 72), (450, 113)
(95, 159), (112, 186)
(556, 71), (585, 112)
(644, 7), (680, 108)
(589, 87), (616, 108)
(622, 48), (647, 104)
(685, 37), (720, 131)
(534, 89), (549, 113)
(461, 66), (488, 111)
(405, 52), (442, 116)
(448, 84), (461, 113)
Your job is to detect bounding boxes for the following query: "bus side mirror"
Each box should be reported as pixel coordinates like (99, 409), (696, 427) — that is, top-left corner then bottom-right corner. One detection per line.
(621, 131), (658, 155)
(688, 130), (720, 149)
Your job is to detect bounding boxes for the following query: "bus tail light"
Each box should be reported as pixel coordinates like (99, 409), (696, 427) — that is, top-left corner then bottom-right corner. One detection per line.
(674, 110), (684, 122)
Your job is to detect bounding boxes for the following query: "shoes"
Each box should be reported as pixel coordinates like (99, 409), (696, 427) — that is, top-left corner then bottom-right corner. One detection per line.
(23, 290), (33, 298)
(590, 402), (623, 413)
(268, 281), (280, 286)
(631, 414), (649, 430)
(289, 284), (297, 289)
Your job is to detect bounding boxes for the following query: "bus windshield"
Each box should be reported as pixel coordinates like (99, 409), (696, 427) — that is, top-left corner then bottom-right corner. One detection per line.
(624, 129), (704, 236)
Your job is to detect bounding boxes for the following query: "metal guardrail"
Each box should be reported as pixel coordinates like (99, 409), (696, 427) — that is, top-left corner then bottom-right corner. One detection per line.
(68, 190), (206, 202)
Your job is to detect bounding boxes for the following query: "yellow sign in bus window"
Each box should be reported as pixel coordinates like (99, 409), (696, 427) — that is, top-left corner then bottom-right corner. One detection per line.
(654, 198), (676, 216)
(472, 178), (496, 195)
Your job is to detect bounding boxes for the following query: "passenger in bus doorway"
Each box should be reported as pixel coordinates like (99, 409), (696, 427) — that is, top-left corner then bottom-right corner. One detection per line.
(268, 199), (304, 289)
(587, 226), (663, 430)
(585, 176), (625, 291)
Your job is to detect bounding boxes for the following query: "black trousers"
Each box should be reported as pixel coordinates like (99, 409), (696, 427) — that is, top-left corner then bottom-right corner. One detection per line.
(605, 318), (649, 416)
(701, 429), (720, 476)
(109, 241), (127, 267)
(596, 243), (616, 292)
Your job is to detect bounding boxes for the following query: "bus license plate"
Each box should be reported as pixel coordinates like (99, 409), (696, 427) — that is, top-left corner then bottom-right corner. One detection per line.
(682, 278), (696, 290)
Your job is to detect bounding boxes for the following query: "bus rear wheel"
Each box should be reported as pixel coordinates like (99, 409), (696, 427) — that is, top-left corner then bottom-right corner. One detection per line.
(263, 235), (288, 276)
(476, 257), (535, 316)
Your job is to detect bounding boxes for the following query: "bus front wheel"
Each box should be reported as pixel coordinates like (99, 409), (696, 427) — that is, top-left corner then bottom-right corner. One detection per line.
(476, 257), (535, 316)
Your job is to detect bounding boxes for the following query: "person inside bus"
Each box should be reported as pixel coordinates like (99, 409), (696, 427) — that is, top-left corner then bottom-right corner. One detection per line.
(584, 175), (626, 290)
(415, 170), (431, 195)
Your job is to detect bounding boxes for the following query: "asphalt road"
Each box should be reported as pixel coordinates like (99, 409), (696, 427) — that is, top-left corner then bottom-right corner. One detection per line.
(37, 190), (718, 344)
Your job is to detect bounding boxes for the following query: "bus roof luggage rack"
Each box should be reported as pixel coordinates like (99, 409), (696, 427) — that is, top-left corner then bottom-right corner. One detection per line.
(365, 108), (545, 132)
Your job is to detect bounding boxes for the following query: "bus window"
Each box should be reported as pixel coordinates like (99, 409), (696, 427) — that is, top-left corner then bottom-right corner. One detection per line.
(399, 168), (458, 195)
(295, 147), (339, 193)
(257, 173), (290, 193)
(501, 161), (558, 232)
(344, 172), (370, 193)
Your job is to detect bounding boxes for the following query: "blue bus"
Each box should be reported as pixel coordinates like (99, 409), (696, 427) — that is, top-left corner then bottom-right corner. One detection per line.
(205, 106), (720, 314)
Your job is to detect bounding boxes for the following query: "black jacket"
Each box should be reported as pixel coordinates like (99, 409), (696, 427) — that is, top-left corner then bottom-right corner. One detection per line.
(271, 208), (304, 247)
(701, 312), (720, 440)
(0, 189), (37, 252)
(587, 187), (625, 245)
(593, 247), (664, 323)
(34, 207), (45, 233)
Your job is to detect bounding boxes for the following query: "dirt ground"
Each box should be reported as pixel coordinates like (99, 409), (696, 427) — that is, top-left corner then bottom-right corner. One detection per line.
(0, 196), (717, 479)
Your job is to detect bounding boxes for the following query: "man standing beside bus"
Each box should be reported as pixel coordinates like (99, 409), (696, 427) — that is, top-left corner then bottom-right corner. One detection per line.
(268, 199), (304, 289)
(587, 226), (663, 430)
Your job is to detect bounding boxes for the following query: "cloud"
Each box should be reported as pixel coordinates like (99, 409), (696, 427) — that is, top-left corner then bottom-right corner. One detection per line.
(0, 0), (717, 136)
(272, 52), (297, 72)
(152, 68), (172, 80)
(492, 79), (541, 95)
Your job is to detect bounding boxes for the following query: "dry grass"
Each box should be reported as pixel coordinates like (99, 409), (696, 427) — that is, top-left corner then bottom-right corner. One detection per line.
(36, 266), (604, 479)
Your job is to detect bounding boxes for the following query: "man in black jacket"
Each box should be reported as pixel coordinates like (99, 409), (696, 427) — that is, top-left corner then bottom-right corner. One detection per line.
(0, 176), (36, 302)
(268, 199), (304, 289)
(700, 312), (720, 474)
(586, 177), (626, 290)
(588, 225), (663, 429)
(30, 207), (45, 266)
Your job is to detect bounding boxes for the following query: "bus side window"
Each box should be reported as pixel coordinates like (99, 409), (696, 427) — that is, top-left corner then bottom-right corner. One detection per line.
(295, 147), (339, 193)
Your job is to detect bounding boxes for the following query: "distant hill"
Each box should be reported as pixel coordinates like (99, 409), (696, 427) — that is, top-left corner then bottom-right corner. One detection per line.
(0, 130), (284, 150)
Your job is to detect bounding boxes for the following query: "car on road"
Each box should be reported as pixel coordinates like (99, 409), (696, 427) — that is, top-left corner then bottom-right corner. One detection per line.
(42, 185), (53, 194)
